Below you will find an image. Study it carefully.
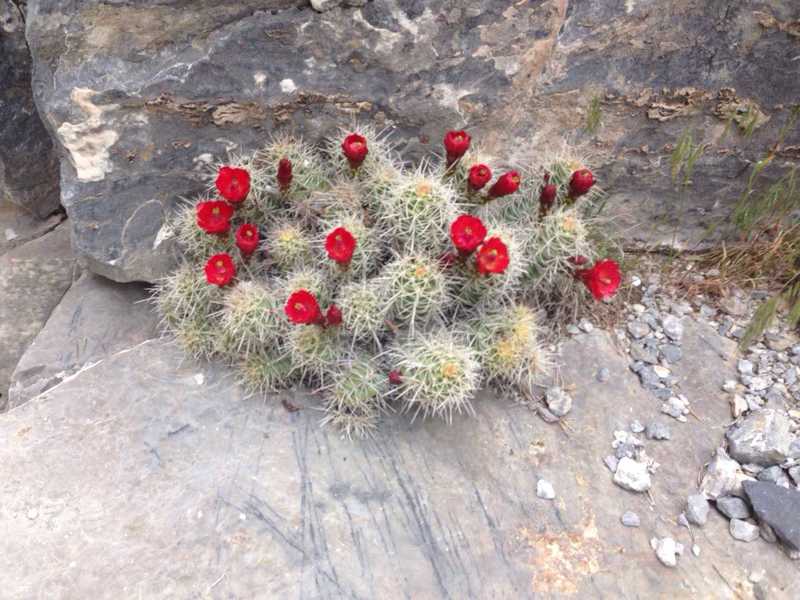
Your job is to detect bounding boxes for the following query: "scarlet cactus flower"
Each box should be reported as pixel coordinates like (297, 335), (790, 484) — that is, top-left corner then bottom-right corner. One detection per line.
(325, 226), (357, 265)
(285, 289), (323, 325)
(277, 157), (293, 191)
(196, 200), (234, 234)
(569, 168), (595, 198)
(488, 171), (521, 198)
(341, 133), (368, 169)
(475, 237), (510, 275)
(235, 223), (260, 256)
(204, 253), (236, 286)
(467, 164), (492, 191)
(449, 214), (487, 254)
(215, 166), (251, 204)
(443, 130), (471, 165)
(325, 304), (343, 326)
(388, 370), (403, 385)
(577, 259), (621, 300)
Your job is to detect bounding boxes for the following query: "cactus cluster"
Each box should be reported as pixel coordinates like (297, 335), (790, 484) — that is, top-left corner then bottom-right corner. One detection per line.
(153, 126), (621, 438)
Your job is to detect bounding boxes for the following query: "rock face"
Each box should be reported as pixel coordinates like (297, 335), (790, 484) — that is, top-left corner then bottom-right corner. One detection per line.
(0, 223), (75, 409)
(23, 1), (800, 282)
(726, 409), (794, 466)
(0, 0), (60, 217)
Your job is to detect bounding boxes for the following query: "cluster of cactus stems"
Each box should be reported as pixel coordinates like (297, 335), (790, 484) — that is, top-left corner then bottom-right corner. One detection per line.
(153, 125), (621, 438)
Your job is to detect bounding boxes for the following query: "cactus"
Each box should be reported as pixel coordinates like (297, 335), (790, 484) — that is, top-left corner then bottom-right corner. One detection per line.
(266, 221), (315, 272)
(526, 207), (596, 287)
(336, 279), (389, 344)
(325, 124), (399, 180)
(237, 351), (295, 395)
(321, 356), (389, 438)
(280, 267), (332, 307)
(381, 253), (451, 332)
(389, 330), (481, 423)
(173, 199), (234, 261)
(318, 212), (381, 280)
(287, 324), (344, 385)
(215, 281), (286, 360)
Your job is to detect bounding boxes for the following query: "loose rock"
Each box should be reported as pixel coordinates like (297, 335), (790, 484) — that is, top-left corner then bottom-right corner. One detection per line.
(627, 321), (651, 339)
(621, 511), (641, 527)
(730, 519), (760, 542)
(744, 480), (800, 551)
(596, 367), (610, 383)
(651, 537), (683, 567)
(613, 457), (652, 493)
(716, 496), (750, 520)
(660, 315), (683, 341)
(645, 422), (671, 441)
(686, 494), (710, 526)
(544, 386), (572, 418)
(700, 447), (751, 500)
(536, 479), (555, 500)
(726, 409), (794, 466)
(757, 465), (792, 488)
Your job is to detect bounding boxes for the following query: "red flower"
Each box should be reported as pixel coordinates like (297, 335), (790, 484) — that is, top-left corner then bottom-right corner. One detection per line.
(325, 227), (357, 264)
(285, 290), (323, 325)
(488, 171), (521, 198)
(196, 200), (234, 234)
(539, 183), (557, 210)
(388, 370), (403, 385)
(215, 166), (250, 204)
(235, 223), (260, 256)
(468, 164), (492, 191)
(325, 304), (342, 326)
(277, 158), (293, 191)
(204, 253), (236, 286)
(577, 259), (621, 301)
(444, 130), (471, 165)
(450, 214), (487, 253)
(569, 168), (595, 198)
(342, 133), (368, 168)
(475, 237), (510, 275)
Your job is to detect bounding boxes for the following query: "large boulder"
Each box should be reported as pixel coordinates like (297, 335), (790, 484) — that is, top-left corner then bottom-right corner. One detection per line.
(0, 0), (60, 217)
(25, 1), (800, 282)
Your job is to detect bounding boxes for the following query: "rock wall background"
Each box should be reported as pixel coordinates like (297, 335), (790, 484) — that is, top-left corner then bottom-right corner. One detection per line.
(12, 0), (800, 282)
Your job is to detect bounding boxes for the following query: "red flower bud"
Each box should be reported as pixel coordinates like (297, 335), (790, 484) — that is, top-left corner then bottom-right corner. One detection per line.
(204, 253), (236, 287)
(196, 200), (234, 234)
(285, 289), (323, 325)
(475, 237), (510, 275)
(449, 214), (487, 254)
(215, 166), (250, 204)
(325, 304), (343, 326)
(568, 255), (589, 266)
(467, 164), (492, 191)
(569, 168), (595, 198)
(539, 183), (557, 209)
(235, 223), (260, 256)
(388, 370), (403, 385)
(577, 259), (621, 301)
(443, 130), (471, 165)
(488, 171), (521, 198)
(325, 226), (357, 265)
(277, 157), (293, 191)
(439, 252), (458, 269)
(342, 133), (368, 169)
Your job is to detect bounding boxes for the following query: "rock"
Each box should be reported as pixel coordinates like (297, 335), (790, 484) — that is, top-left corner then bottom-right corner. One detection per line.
(677, 513), (690, 528)
(621, 511), (640, 527)
(0, 224), (76, 409)
(604, 455), (619, 473)
(660, 315), (683, 341)
(748, 376), (770, 392)
(645, 422), (671, 441)
(757, 466), (792, 489)
(0, 0), (60, 217)
(613, 457), (652, 493)
(536, 479), (555, 500)
(738, 359), (755, 376)
(578, 319), (594, 333)
(627, 321), (651, 339)
(731, 394), (749, 418)
(661, 396), (690, 421)
(691, 544), (700, 557)
(596, 367), (610, 383)
(630, 342), (658, 364)
(726, 409), (794, 466)
(638, 366), (662, 388)
(544, 386), (572, 418)
(650, 537), (683, 568)
(720, 296), (748, 317)
(716, 496), (750, 520)
(7, 273), (159, 409)
(765, 334), (793, 353)
(630, 420), (645, 434)
(660, 344), (682, 364)
(730, 519), (760, 542)
(652, 365), (671, 379)
(700, 447), (750, 500)
(744, 481), (800, 551)
(685, 494), (710, 526)
(760, 521), (778, 544)
(309, 0), (340, 11)
(788, 466), (800, 486)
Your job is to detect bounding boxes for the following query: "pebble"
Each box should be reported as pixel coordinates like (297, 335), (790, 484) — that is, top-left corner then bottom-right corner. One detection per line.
(686, 494), (710, 526)
(613, 457), (652, 492)
(621, 511), (641, 527)
(631, 275), (642, 287)
(627, 321), (651, 339)
(544, 386), (572, 418)
(566, 324), (580, 335)
(729, 518), (760, 542)
(651, 537), (683, 567)
(660, 344), (682, 363)
(692, 544), (701, 557)
(652, 365), (671, 379)
(630, 420), (645, 434)
(720, 295), (748, 317)
(757, 465), (792, 488)
(645, 422), (671, 440)
(536, 479), (556, 500)
(716, 496), (750, 519)
(722, 379), (738, 393)
(677, 513), (690, 528)
(604, 455), (619, 473)
(631, 303), (646, 314)
(661, 396), (689, 422)
(596, 367), (610, 383)
(749, 376), (770, 392)
(578, 319), (594, 333)
(661, 314), (683, 341)
(738, 359), (755, 376)
(630, 342), (659, 364)
(731, 394), (749, 418)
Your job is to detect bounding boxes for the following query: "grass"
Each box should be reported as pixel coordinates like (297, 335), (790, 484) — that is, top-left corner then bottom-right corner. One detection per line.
(585, 95), (602, 135)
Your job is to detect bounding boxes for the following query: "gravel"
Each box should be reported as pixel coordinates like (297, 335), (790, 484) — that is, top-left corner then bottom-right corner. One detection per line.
(729, 519), (760, 542)
(621, 511), (641, 527)
(660, 314), (683, 341)
(686, 494), (710, 526)
(645, 422), (671, 441)
(716, 496), (751, 520)
(627, 321), (651, 339)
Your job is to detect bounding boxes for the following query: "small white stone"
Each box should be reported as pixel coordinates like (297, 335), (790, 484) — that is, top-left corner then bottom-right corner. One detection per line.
(653, 365), (671, 379)
(631, 275), (642, 287)
(651, 537), (682, 567)
(692, 544), (700, 557)
(722, 379), (737, 393)
(26, 508), (39, 520)
(4, 227), (18, 241)
(280, 78), (297, 93)
(613, 457), (652, 492)
(194, 373), (205, 385)
(536, 479), (555, 500)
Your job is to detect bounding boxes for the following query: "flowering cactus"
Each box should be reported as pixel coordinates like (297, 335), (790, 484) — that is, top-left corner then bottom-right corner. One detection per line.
(154, 126), (621, 438)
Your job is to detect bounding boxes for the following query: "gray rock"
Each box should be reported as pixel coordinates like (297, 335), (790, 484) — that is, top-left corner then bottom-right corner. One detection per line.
(760, 521), (778, 544)
(0, 224), (76, 409)
(627, 321), (651, 340)
(700, 447), (751, 500)
(748, 376), (770, 393)
(766, 334), (793, 353)
(621, 511), (640, 527)
(731, 394), (749, 418)
(613, 457), (652, 493)
(660, 315), (683, 341)
(729, 519), (760, 542)
(650, 537), (683, 568)
(8, 273), (159, 408)
(726, 409), (794, 466)
(784, 367), (797, 386)
(660, 344), (682, 364)
(0, 0), (60, 217)
(686, 494), (710, 526)
(536, 479), (555, 500)
(720, 296), (748, 317)
(596, 367), (611, 383)
(716, 496), (750, 520)
(310, 0), (340, 11)
(788, 466), (800, 486)
(757, 466), (792, 489)
(738, 359), (755, 376)
(638, 366), (663, 388)
(744, 481), (800, 551)
(630, 420), (645, 434)
(604, 455), (619, 473)
(544, 386), (572, 418)
(677, 513), (690, 528)
(578, 319), (594, 333)
(645, 422), (671, 441)
(630, 342), (658, 364)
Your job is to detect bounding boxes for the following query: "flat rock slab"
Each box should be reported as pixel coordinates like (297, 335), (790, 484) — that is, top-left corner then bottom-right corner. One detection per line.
(1, 320), (799, 598)
(0, 223), (76, 408)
